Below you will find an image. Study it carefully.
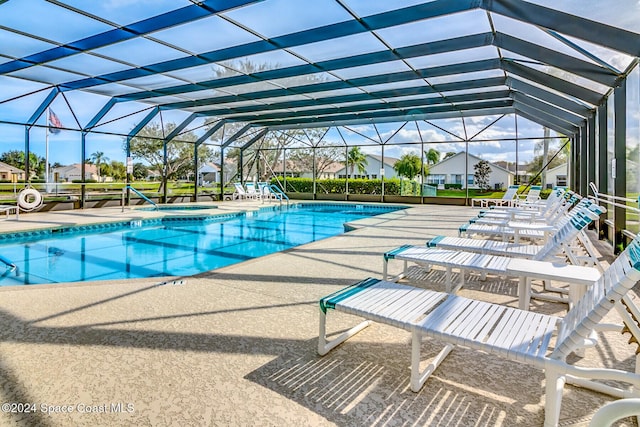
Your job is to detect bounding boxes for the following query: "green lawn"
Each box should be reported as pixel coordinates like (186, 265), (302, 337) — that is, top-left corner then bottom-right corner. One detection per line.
(436, 189), (504, 198)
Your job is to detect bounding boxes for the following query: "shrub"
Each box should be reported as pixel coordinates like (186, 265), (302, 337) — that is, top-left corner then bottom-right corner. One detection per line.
(444, 184), (462, 190)
(269, 177), (402, 195)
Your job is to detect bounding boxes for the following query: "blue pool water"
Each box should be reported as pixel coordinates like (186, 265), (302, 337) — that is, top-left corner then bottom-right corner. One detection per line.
(0, 203), (403, 286)
(137, 205), (216, 211)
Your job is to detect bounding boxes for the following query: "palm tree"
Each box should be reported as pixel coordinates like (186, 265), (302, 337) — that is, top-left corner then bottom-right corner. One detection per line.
(346, 147), (368, 177)
(425, 148), (440, 165)
(393, 153), (422, 180)
(90, 151), (110, 182)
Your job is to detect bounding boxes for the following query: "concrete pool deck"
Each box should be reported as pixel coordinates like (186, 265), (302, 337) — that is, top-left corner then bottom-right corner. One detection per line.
(0, 201), (635, 426)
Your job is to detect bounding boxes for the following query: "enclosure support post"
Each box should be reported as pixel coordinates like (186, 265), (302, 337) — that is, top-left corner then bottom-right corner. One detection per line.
(381, 144), (385, 203)
(24, 126), (30, 186)
(193, 141), (199, 202)
(220, 147), (225, 201)
(312, 147), (317, 200)
(597, 102), (607, 240)
(81, 132), (86, 208)
(613, 81), (626, 253)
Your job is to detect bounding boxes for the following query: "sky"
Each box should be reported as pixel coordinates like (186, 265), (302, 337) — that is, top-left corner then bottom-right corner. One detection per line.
(0, 0), (638, 168)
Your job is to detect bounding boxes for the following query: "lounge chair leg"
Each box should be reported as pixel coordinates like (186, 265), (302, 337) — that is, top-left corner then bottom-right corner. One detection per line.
(318, 308), (372, 356)
(517, 276), (531, 311)
(544, 365), (566, 427)
(383, 258), (407, 282)
(445, 267), (453, 293)
(410, 330), (453, 392)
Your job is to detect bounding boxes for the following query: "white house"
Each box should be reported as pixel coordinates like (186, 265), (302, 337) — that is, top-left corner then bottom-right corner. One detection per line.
(198, 162), (220, 185)
(271, 159), (345, 179)
(335, 154), (398, 179)
(197, 160), (237, 185)
(52, 164), (99, 182)
(426, 152), (514, 189)
(544, 163), (569, 189)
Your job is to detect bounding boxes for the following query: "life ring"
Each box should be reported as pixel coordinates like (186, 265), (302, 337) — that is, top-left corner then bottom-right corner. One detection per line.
(18, 188), (43, 211)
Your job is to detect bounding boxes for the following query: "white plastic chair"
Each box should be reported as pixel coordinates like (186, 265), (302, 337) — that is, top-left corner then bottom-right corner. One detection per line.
(245, 182), (261, 199)
(233, 182), (248, 200)
(320, 232), (640, 426)
(471, 184), (520, 208)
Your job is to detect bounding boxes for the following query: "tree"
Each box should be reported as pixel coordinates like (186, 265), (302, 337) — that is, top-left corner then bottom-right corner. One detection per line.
(203, 60), (329, 183)
(527, 138), (570, 182)
(287, 145), (343, 176)
(345, 147), (368, 176)
(125, 122), (214, 191)
(473, 159), (492, 191)
(132, 163), (149, 181)
(393, 153), (422, 180)
(90, 151), (110, 182)
(0, 150), (45, 178)
(253, 128), (328, 181)
(425, 148), (440, 164)
(108, 160), (126, 181)
(443, 151), (457, 160)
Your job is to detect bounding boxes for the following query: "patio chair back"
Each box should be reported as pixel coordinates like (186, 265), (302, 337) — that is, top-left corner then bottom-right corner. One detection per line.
(519, 185), (542, 204)
(503, 185), (520, 200)
(553, 233), (640, 359)
(233, 182), (247, 197)
(533, 201), (605, 261)
(245, 182), (260, 198)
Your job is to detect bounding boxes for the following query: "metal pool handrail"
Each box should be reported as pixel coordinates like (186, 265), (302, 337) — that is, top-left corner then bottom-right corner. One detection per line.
(589, 181), (640, 240)
(269, 184), (289, 206)
(122, 186), (158, 211)
(589, 182), (640, 212)
(0, 254), (17, 271)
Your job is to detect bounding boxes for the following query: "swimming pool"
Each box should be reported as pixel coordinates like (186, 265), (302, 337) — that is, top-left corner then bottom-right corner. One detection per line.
(0, 203), (404, 286)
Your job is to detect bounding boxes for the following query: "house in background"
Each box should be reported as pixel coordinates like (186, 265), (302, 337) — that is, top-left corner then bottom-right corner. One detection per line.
(271, 159), (345, 180)
(271, 160), (305, 178)
(197, 160), (237, 185)
(493, 160), (533, 184)
(301, 161), (344, 179)
(335, 154), (399, 179)
(52, 164), (99, 182)
(0, 161), (26, 181)
(426, 152), (514, 189)
(198, 162), (220, 185)
(544, 163), (569, 188)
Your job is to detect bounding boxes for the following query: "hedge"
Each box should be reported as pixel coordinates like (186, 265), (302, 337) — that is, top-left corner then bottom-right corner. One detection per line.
(270, 177), (403, 195)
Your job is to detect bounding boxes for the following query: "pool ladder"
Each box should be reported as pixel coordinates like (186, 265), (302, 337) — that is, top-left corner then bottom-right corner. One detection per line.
(268, 185), (289, 206)
(0, 255), (17, 272)
(122, 186), (158, 212)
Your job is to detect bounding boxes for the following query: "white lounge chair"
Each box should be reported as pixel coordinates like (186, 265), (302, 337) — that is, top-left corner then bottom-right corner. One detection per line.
(233, 182), (248, 200)
(426, 202), (605, 268)
(383, 205), (603, 307)
(258, 182), (277, 201)
(514, 184), (543, 206)
(0, 204), (19, 220)
(319, 233), (640, 427)
(245, 182), (261, 199)
(469, 192), (576, 228)
(459, 197), (590, 242)
(470, 184), (520, 208)
(589, 398), (640, 426)
(474, 189), (571, 224)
